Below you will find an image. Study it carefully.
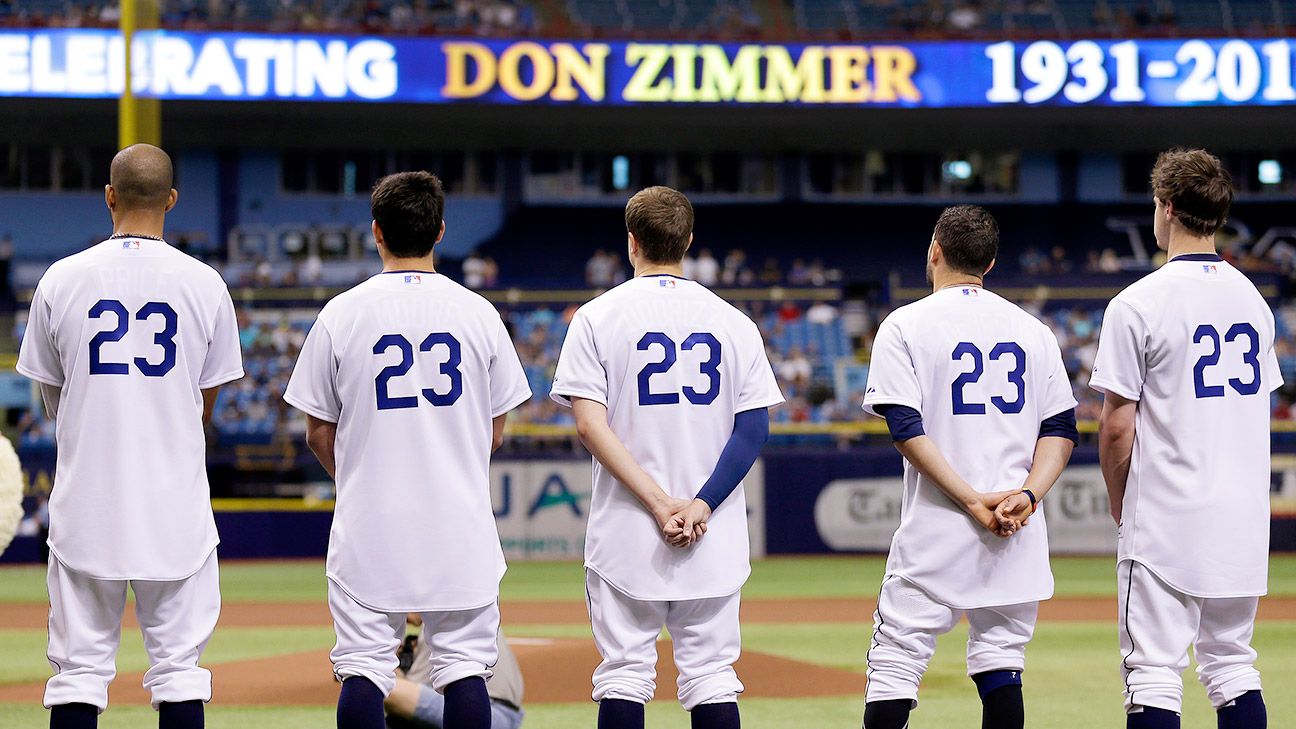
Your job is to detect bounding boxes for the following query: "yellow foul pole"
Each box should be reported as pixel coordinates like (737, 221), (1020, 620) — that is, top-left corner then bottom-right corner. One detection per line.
(118, 0), (161, 148)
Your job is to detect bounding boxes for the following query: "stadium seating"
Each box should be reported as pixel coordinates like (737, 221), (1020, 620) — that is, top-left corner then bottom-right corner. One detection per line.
(5, 0), (1285, 38)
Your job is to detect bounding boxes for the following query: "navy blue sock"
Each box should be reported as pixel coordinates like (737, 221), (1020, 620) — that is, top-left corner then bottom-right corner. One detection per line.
(158, 700), (204, 729)
(1218, 690), (1266, 729)
(443, 676), (491, 729)
(972, 671), (1023, 729)
(336, 677), (385, 729)
(691, 701), (740, 729)
(1128, 705), (1180, 729)
(863, 699), (911, 729)
(50, 703), (98, 729)
(599, 698), (645, 729)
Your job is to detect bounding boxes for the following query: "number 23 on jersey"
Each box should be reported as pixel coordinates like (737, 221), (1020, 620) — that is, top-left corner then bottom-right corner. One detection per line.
(637, 331), (721, 406)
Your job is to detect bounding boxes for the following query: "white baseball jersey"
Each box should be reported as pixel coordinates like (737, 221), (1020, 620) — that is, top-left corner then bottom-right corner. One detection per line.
(1090, 255), (1279, 598)
(863, 286), (1075, 609)
(284, 271), (531, 612)
(17, 237), (243, 580)
(550, 275), (784, 602)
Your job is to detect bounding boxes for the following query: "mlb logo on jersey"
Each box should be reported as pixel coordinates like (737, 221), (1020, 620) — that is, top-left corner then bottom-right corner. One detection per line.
(961, 287), (979, 296)
(121, 240), (141, 250)
(404, 274), (423, 285)
(659, 279), (677, 288)
(1203, 264), (1219, 274)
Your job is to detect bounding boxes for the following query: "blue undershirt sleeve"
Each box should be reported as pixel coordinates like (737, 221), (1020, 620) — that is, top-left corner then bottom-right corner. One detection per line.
(1038, 408), (1079, 444)
(877, 404), (925, 442)
(694, 408), (771, 512)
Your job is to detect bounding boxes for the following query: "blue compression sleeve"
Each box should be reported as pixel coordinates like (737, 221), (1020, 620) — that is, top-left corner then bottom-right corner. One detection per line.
(1038, 408), (1079, 444)
(877, 404), (925, 442)
(694, 408), (770, 512)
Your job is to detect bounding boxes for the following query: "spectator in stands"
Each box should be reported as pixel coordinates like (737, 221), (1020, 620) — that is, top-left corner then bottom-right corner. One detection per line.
(788, 259), (810, 286)
(806, 300), (837, 325)
(776, 300), (802, 323)
(760, 257), (782, 285)
(1097, 248), (1121, 273)
(1019, 246), (1047, 275)
(693, 248), (720, 286)
(946, 1), (982, 31)
(777, 346), (812, 388)
(1045, 245), (1072, 274)
(464, 250), (488, 289)
(585, 250), (622, 288)
(302, 250), (324, 285)
(722, 249), (754, 286)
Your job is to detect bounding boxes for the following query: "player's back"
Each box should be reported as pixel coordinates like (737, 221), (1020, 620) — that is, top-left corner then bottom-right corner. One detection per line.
(864, 286), (1074, 608)
(286, 271), (530, 611)
(17, 237), (243, 580)
(878, 286), (1073, 490)
(1091, 257), (1277, 596)
(553, 275), (783, 600)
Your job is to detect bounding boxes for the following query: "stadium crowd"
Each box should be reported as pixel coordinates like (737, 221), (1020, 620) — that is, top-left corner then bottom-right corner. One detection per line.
(15, 282), (1296, 449)
(4, 0), (1288, 38)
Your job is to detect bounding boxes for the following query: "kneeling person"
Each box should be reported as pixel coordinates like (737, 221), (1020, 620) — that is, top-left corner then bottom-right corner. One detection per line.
(387, 623), (524, 729)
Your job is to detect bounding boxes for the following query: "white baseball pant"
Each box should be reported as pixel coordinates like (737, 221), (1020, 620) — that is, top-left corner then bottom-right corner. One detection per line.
(44, 550), (220, 711)
(585, 570), (744, 711)
(865, 575), (1038, 705)
(1118, 560), (1262, 713)
(327, 578), (498, 697)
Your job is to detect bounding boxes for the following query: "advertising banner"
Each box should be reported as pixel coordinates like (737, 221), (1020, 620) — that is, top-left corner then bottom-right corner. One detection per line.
(2, 29), (1293, 108)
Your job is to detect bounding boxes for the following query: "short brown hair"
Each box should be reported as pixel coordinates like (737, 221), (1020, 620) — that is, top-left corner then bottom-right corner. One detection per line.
(933, 205), (998, 276)
(625, 186), (694, 264)
(371, 171), (445, 258)
(1150, 148), (1233, 237)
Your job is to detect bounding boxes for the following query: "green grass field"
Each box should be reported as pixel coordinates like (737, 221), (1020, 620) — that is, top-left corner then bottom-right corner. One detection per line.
(1, 556), (1294, 727)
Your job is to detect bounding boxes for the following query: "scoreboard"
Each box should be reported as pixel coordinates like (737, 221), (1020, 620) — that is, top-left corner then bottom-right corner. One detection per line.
(1, 29), (1293, 108)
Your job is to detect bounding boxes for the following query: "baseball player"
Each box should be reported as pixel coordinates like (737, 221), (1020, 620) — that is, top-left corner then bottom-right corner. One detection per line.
(284, 171), (531, 729)
(17, 144), (244, 729)
(386, 624), (524, 729)
(860, 205), (1078, 729)
(1091, 149), (1276, 729)
(550, 186), (784, 729)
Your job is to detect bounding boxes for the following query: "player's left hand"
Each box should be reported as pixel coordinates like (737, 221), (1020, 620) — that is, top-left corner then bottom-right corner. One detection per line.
(664, 499), (712, 548)
(969, 490), (1023, 537)
(994, 492), (1034, 530)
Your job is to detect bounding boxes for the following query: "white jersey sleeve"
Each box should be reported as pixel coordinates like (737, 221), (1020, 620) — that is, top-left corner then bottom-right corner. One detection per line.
(861, 318), (923, 417)
(735, 321), (783, 413)
(1090, 299), (1150, 401)
(16, 283), (64, 387)
(1038, 328), (1077, 420)
(488, 318), (532, 417)
(284, 320), (342, 423)
(550, 311), (607, 407)
(199, 290), (246, 389)
(1263, 326), (1283, 393)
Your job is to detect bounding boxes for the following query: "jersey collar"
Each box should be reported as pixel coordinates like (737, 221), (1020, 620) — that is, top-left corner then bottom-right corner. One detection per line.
(1170, 253), (1223, 263)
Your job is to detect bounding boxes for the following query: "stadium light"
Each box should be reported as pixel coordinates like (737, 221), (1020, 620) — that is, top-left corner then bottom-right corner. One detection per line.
(1258, 160), (1282, 185)
(943, 159), (973, 181)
